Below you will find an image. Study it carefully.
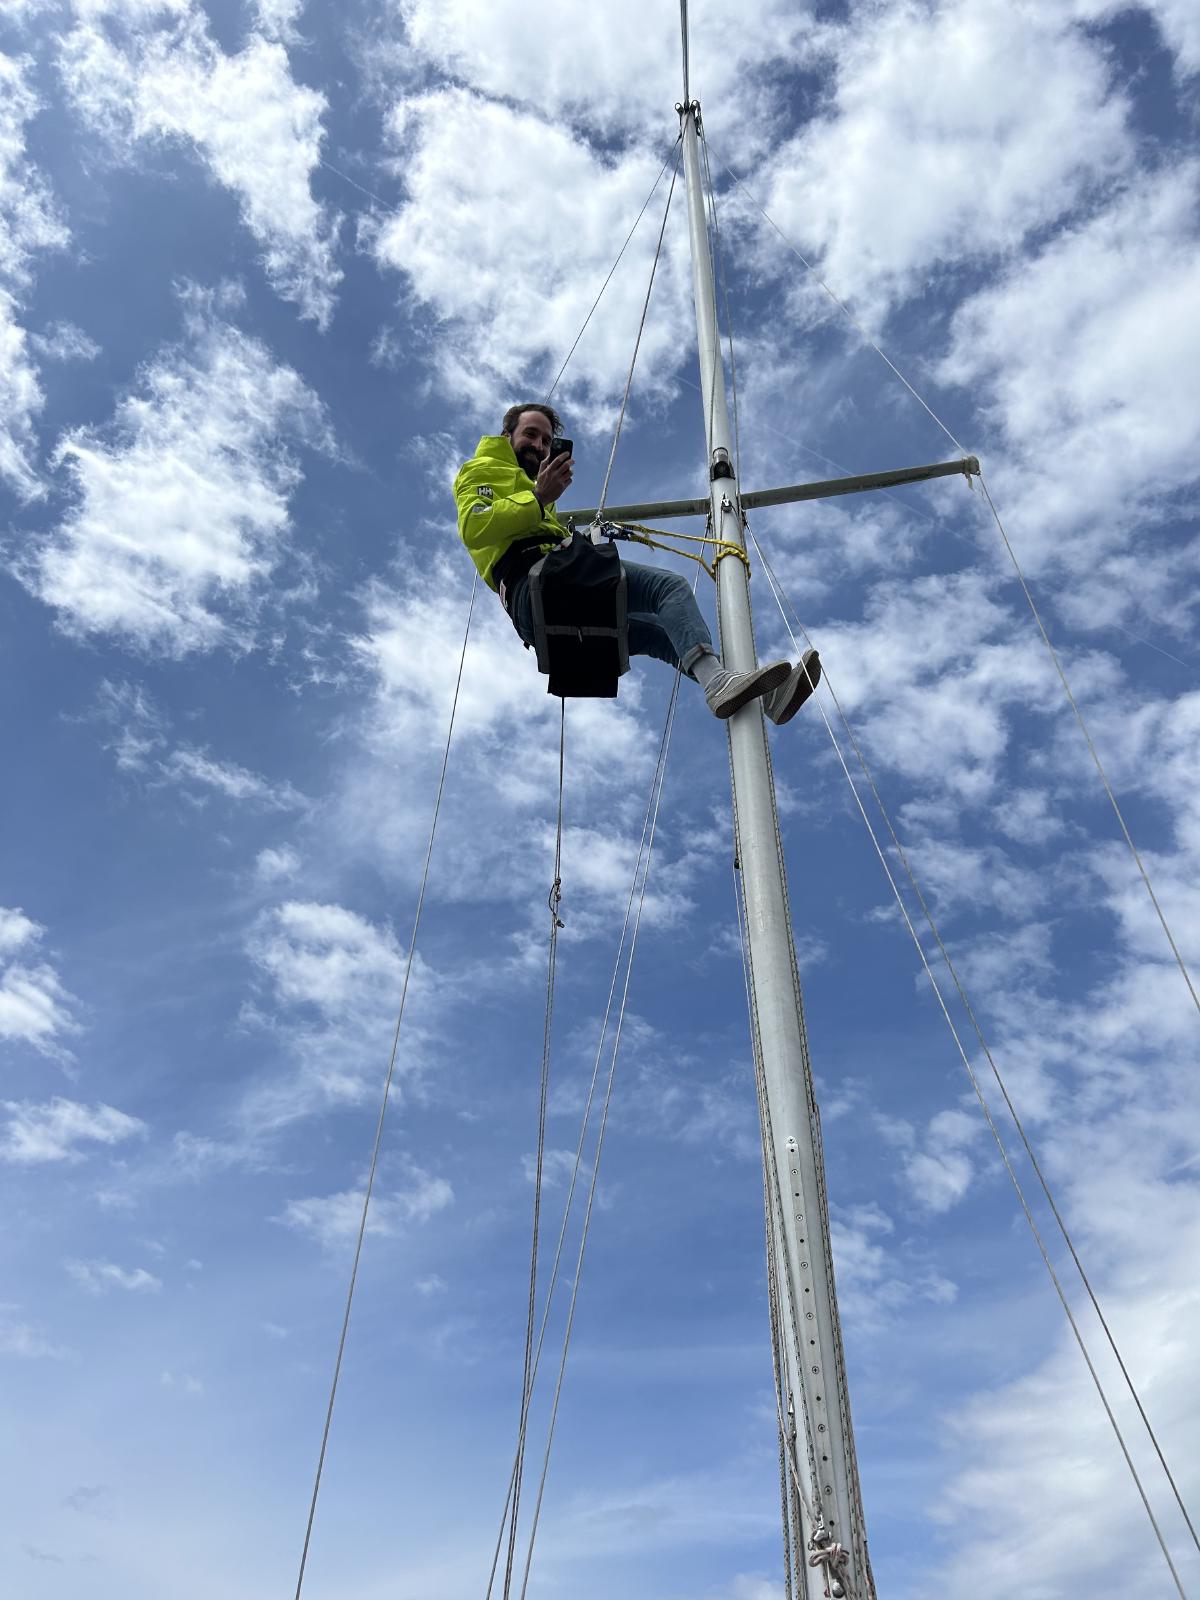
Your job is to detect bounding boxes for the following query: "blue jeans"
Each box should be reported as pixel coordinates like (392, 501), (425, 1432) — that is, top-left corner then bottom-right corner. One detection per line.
(507, 558), (713, 676)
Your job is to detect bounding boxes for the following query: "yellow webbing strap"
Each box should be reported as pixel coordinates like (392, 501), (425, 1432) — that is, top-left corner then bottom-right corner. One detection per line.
(611, 520), (752, 582)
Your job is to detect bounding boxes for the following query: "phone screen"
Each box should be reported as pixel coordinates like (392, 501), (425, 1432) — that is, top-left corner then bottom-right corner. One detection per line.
(549, 437), (573, 460)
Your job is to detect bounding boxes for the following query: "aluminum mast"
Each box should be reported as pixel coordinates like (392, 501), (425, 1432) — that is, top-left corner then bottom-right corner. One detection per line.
(678, 99), (873, 1600)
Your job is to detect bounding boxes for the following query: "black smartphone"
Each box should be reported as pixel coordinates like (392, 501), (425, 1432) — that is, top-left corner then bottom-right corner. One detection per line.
(548, 437), (573, 460)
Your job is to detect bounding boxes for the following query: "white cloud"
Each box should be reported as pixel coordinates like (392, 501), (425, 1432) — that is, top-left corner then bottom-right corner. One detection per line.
(937, 164), (1200, 601)
(249, 899), (404, 1015)
(0, 288), (44, 497)
(521, 1148), (583, 1189)
(30, 319), (101, 362)
(64, 1258), (162, 1294)
(159, 1368), (204, 1392)
(277, 1165), (453, 1249)
(0, 908), (79, 1058)
(252, 0), (306, 43)
(372, 87), (694, 416)
(831, 1201), (958, 1333)
(89, 678), (305, 806)
(0, 52), (69, 284)
(0, 1306), (67, 1359)
(933, 1207), (1200, 1597)
(0, 906), (40, 957)
(158, 747), (307, 810)
(338, 564), (667, 905)
(254, 844), (301, 882)
(0, 1), (60, 25)
(90, 678), (168, 770)
(392, 0), (809, 150)
(58, 4), (341, 323)
(876, 1106), (982, 1215)
(758, 0), (1132, 323)
(22, 296), (329, 654)
(0, 1097), (146, 1163)
(806, 567), (1079, 807)
(0, 53), (70, 496)
(990, 787), (1067, 848)
(241, 899), (442, 1127)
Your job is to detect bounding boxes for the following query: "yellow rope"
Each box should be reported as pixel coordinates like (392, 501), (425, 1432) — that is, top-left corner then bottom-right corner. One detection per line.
(611, 519), (751, 581)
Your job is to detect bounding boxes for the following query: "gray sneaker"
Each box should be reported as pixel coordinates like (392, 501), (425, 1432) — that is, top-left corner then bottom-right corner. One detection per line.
(763, 649), (821, 726)
(704, 659), (790, 719)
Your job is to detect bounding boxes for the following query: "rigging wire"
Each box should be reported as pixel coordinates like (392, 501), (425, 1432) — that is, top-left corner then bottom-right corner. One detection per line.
(704, 137), (1200, 1030)
(488, 576), (701, 1595)
(748, 536), (1191, 1597)
(501, 704), (567, 1600)
(318, 155), (394, 211)
(752, 526), (1200, 1560)
(685, 92), (1191, 1588)
(292, 574), (480, 1600)
(513, 655), (688, 1600)
(704, 143), (970, 457)
(976, 471), (1200, 1025)
(596, 148), (682, 519)
(545, 140), (683, 404)
(482, 655), (686, 1597)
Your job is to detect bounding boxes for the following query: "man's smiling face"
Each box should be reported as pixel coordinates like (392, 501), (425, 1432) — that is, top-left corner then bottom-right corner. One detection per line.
(508, 409), (553, 481)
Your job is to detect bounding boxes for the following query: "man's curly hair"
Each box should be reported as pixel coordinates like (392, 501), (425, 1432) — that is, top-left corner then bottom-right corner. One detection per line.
(501, 401), (563, 438)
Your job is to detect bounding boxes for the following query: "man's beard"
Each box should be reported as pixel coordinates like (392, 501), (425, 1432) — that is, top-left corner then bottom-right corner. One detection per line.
(516, 446), (542, 480)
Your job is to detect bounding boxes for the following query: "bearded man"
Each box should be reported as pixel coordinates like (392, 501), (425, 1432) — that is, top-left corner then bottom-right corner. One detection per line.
(454, 402), (819, 722)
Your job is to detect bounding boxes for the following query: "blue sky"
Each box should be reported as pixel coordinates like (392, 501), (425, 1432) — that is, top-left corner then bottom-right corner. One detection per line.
(2, 1), (1199, 1596)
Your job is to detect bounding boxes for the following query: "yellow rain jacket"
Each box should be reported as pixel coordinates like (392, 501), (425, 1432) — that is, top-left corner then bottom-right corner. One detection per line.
(453, 435), (567, 591)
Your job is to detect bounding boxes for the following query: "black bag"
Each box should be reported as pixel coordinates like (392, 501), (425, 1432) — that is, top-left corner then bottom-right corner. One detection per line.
(528, 535), (630, 699)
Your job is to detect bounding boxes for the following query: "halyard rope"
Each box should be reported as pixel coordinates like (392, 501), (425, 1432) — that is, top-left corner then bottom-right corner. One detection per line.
(482, 677), (678, 1597)
(500, 703), (567, 1599)
(486, 580), (695, 1596)
(515, 661), (686, 1600)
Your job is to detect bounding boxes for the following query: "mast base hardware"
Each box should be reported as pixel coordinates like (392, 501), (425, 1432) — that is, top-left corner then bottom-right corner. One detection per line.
(528, 534), (630, 699)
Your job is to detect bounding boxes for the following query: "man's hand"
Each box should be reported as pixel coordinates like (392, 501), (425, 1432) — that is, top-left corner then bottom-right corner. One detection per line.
(534, 451), (573, 509)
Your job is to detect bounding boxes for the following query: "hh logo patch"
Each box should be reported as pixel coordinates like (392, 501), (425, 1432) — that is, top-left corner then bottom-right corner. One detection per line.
(477, 484), (494, 499)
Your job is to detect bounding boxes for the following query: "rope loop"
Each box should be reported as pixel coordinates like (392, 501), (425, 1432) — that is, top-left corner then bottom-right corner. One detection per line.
(548, 877), (564, 930)
(594, 516), (751, 582)
(808, 1534), (850, 1600)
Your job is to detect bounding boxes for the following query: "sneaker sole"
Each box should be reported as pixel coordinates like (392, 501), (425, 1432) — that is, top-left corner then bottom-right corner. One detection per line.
(711, 659), (791, 719)
(769, 650), (822, 726)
